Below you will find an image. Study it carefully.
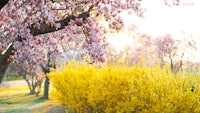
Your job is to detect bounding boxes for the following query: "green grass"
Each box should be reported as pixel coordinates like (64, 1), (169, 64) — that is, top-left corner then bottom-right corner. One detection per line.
(3, 76), (23, 82)
(0, 85), (62, 113)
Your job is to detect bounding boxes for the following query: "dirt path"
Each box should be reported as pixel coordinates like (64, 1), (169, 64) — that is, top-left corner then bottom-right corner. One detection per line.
(1, 80), (27, 87)
(43, 105), (66, 113)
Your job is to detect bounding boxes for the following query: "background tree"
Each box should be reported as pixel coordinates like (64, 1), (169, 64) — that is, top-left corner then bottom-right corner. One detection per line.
(4, 62), (45, 95)
(154, 33), (196, 73)
(22, 67), (45, 96)
(154, 34), (179, 72)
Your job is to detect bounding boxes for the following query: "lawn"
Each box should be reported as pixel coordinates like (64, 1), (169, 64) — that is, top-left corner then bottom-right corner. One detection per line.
(0, 81), (65, 113)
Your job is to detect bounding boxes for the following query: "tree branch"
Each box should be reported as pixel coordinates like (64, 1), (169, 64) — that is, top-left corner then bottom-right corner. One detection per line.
(0, 0), (9, 10)
(29, 5), (93, 36)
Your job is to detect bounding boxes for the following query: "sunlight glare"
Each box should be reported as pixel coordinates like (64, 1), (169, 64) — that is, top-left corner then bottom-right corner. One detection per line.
(108, 32), (133, 53)
(118, 0), (200, 62)
(139, 0), (200, 38)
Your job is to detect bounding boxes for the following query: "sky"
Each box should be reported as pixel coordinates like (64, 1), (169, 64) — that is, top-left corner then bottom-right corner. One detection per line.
(112, 0), (200, 62)
(140, 0), (200, 62)
(139, 0), (200, 37)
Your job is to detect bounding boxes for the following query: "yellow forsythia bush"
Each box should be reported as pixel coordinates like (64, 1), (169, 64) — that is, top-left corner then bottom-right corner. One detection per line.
(48, 61), (200, 113)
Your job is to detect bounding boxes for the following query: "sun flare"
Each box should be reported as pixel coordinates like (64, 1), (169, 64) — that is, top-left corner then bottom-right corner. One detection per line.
(108, 32), (134, 53)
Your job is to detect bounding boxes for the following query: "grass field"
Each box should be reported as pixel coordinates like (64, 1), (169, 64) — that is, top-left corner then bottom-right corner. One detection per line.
(0, 81), (65, 113)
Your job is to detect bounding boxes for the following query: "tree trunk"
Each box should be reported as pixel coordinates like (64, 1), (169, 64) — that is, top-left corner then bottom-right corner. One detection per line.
(36, 82), (42, 97)
(0, 0), (9, 10)
(0, 63), (9, 83)
(30, 88), (36, 94)
(43, 76), (50, 99)
(25, 78), (37, 94)
(0, 43), (13, 84)
(170, 58), (174, 73)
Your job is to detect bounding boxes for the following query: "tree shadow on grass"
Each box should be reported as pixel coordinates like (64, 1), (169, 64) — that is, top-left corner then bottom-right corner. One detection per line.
(0, 94), (29, 104)
(0, 94), (51, 113)
(44, 105), (66, 113)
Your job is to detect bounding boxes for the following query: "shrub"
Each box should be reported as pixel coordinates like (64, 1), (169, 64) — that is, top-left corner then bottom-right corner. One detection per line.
(48, 61), (200, 113)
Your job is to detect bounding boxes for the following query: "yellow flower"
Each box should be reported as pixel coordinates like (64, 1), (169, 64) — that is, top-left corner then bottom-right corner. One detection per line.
(48, 60), (200, 113)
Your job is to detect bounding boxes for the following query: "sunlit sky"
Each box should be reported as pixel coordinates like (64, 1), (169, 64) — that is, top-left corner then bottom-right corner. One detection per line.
(139, 0), (200, 37)
(110, 0), (200, 62)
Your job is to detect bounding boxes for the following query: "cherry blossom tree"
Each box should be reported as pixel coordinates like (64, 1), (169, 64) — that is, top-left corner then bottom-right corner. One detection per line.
(0, 0), (147, 100)
(154, 34), (179, 72)
(18, 63), (45, 96)
(0, 0), (140, 83)
(0, 0), (181, 85)
(154, 33), (196, 73)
